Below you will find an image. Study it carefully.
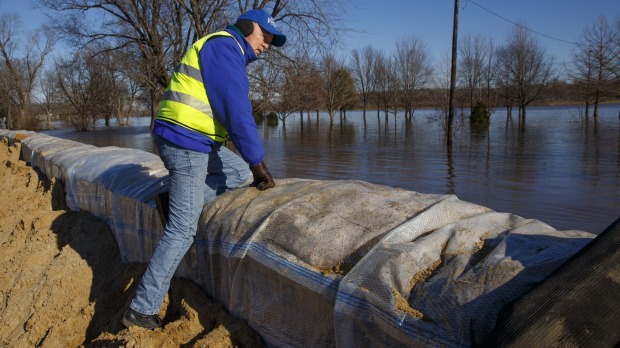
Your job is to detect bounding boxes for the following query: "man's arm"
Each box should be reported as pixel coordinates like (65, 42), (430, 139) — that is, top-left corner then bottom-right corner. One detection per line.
(200, 38), (265, 166)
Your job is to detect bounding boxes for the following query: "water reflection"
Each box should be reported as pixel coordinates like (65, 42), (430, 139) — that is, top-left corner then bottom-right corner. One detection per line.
(40, 106), (620, 234)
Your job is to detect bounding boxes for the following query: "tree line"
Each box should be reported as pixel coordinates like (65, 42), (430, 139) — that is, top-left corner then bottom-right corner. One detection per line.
(0, 1), (618, 132)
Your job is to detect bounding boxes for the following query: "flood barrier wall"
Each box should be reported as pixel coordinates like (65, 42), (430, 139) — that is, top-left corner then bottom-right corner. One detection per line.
(1, 130), (595, 347)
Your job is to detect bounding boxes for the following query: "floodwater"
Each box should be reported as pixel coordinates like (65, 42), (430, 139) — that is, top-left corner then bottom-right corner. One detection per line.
(41, 104), (620, 234)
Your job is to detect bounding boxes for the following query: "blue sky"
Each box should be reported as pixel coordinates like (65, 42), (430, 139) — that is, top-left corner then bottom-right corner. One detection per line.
(2, 0), (618, 66)
(345, 0), (619, 65)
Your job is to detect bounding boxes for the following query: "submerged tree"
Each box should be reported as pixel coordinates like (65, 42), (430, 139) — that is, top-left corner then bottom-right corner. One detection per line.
(37, 68), (62, 129)
(350, 45), (379, 119)
(373, 53), (398, 118)
(56, 50), (116, 131)
(496, 23), (556, 127)
(274, 53), (323, 124)
(459, 33), (497, 116)
(319, 54), (356, 125)
(571, 16), (619, 120)
(394, 35), (433, 120)
(430, 53), (455, 132)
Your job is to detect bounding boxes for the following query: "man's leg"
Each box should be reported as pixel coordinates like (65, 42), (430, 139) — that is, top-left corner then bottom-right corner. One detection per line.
(125, 136), (210, 326)
(203, 146), (251, 202)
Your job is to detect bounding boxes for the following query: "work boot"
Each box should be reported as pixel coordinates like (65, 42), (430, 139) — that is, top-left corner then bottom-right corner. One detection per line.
(154, 192), (169, 227)
(121, 307), (162, 329)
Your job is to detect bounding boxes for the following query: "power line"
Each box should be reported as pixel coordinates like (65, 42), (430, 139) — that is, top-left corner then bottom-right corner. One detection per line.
(467, 0), (584, 46)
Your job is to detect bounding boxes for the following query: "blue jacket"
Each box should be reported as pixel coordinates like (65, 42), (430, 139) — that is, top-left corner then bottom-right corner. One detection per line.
(153, 26), (264, 166)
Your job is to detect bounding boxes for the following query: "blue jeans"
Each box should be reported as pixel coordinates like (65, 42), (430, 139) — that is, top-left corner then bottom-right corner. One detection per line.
(130, 135), (249, 315)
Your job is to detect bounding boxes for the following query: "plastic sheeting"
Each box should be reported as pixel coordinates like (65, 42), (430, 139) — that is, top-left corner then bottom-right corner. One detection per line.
(1, 130), (595, 347)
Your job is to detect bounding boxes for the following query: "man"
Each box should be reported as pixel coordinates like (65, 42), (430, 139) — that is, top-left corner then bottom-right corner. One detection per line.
(122, 9), (286, 329)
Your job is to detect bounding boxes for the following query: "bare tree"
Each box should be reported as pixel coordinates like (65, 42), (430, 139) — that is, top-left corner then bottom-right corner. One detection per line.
(496, 58), (516, 119)
(261, 0), (348, 57)
(0, 59), (16, 129)
(56, 50), (115, 131)
(350, 45), (378, 118)
(0, 14), (53, 129)
(496, 23), (557, 126)
(394, 35), (433, 120)
(459, 33), (496, 113)
(482, 38), (498, 112)
(252, 51), (297, 125)
(98, 48), (142, 126)
(275, 53), (321, 124)
(571, 45), (597, 121)
(36, 68), (62, 129)
(373, 53), (398, 119)
(319, 53), (355, 125)
(337, 66), (357, 118)
(612, 17), (620, 82)
(301, 56), (324, 120)
(572, 16), (618, 120)
(249, 51), (280, 120)
(386, 62), (400, 118)
(430, 52), (453, 132)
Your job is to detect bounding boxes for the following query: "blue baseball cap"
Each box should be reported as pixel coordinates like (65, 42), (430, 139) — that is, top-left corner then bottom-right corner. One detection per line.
(237, 10), (286, 47)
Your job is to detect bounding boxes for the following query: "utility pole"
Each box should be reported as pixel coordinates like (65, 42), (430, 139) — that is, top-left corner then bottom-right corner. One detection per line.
(447, 0), (459, 146)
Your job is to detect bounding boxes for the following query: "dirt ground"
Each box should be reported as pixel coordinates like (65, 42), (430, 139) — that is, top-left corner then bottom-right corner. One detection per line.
(0, 136), (265, 347)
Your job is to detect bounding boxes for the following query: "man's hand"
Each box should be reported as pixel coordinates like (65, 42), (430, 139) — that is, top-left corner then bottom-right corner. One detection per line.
(250, 161), (275, 191)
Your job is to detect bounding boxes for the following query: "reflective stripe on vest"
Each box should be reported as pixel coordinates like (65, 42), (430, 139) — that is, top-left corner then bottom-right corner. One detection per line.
(157, 31), (244, 142)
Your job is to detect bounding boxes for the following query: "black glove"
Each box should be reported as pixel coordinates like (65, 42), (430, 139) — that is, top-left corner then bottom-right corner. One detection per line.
(250, 161), (275, 191)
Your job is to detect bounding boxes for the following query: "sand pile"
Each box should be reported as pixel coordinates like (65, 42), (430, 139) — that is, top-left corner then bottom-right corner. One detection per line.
(0, 137), (264, 347)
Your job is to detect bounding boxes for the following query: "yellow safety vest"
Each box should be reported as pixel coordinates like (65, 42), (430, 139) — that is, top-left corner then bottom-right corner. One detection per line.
(157, 31), (244, 142)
